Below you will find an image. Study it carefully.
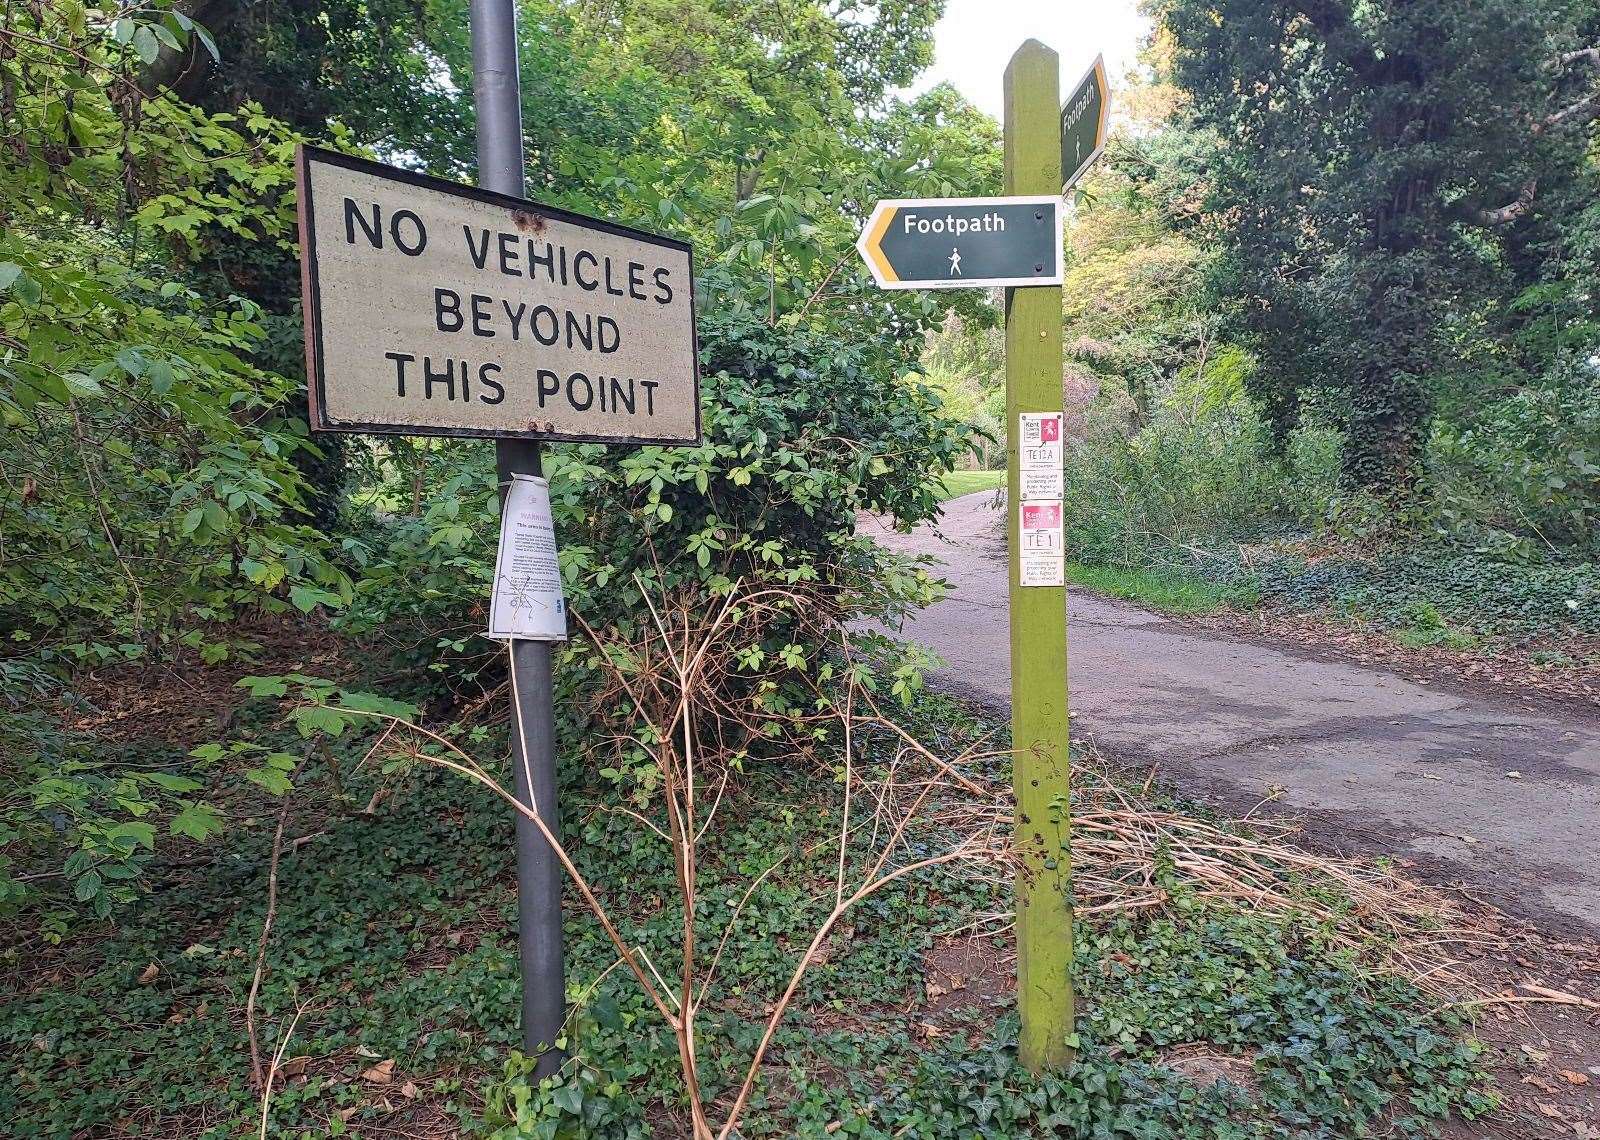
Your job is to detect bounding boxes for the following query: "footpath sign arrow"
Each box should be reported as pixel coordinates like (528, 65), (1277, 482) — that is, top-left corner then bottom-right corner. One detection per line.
(1060, 54), (1109, 193)
(855, 196), (1063, 290)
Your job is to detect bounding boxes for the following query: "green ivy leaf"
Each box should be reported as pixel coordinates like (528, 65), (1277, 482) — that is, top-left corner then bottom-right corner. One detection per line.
(109, 821), (158, 851)
(244, 767), (293, 794)
(338, 691), (419, 720)
(292, 705), (349, 737)
(237, 675), (289, 698)
(288, 585), (341, 613)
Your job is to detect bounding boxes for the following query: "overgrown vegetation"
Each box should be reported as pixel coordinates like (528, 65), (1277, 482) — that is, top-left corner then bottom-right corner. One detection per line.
(1, 684), (1495, 1139)
(0, 0), (989, 922)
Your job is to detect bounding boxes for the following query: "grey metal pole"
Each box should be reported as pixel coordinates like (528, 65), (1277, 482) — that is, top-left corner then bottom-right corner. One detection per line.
(469, 0), (566, 1078)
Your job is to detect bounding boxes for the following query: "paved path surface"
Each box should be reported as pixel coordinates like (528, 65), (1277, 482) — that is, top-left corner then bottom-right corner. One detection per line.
(870, 491), (1600, 935)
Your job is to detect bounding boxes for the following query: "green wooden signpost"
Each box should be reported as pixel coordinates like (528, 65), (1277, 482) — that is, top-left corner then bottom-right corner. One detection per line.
(1004, 38), (1076, 1073)
(853, 36), (1079, 1075)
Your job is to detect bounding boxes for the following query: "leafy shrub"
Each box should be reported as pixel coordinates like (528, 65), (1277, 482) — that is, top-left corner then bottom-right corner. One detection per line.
(0, 0), (342, 663)
(0, 2), (349, 925)
(342, 265), (971, 706)
(1061, 400), (1326, 570)
(0, 229), (347, 665)
(1428, 376), (1600, 559)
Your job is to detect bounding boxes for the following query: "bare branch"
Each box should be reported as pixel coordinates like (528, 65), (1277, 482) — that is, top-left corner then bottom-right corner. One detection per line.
(1470, 178), (1538, 227)
(256, 1003), (307, 1140)
(1540, 89), (1600, 135)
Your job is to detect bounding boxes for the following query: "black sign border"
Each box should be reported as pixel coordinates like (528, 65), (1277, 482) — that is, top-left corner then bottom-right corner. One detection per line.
(296, 144), (703, 447)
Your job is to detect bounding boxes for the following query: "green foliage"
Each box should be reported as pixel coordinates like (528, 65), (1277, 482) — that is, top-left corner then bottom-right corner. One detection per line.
(1004, 54), (1598, 637)
(1251, 547), (1600, 637)
(1065, 562), (1258, 616)
(0, 0), (347, 657)
(0, 230), (347, 654)
(4, 0), (1005, 928)
(1, 693), (1493, 1139)
(807, 908), (1493, 1140)
(481, 1047), (651, 1139)
(1061, 182), (1216, 430)
(917, 313), (1005, 466)
(0, 0), (360, 922)
(554, 284), (972, 616)
(1428, 376), (1600, 557)
(341, 265), (972, 720)
(1154, 0), (1599, 491)
(1060, 401), (1331, 573)
(363, 0), (1004, 349)
(2, 769), (522, 1138)
(0, 668), (184, 926)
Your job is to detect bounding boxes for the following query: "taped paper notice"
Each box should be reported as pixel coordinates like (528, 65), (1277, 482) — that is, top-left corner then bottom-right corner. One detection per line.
(487, 475), (568, 641)
(1019, 498), (1065, 588)
(1018, 411), (1063, 499)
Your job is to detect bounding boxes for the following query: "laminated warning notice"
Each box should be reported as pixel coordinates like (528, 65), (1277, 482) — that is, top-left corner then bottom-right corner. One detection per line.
(1019, 498), (1065, 588)
(487, 475), (568, 641)
(1018, 412), (1063, 499)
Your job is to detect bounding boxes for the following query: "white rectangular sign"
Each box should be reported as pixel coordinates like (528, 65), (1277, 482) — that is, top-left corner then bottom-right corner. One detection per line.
(1018, 498), (1065, 588)
(1018, 411), (1064, 499)
(488, 475), (568, 642)
(296, 146), (700, 445)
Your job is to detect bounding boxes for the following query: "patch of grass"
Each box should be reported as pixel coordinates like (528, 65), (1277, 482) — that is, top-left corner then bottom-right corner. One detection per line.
(1392, 625), (1480, 650)
(1067, 561), (1258, 615)
(936, 469), (1005, 501)
(1383, 600), (1479, 650)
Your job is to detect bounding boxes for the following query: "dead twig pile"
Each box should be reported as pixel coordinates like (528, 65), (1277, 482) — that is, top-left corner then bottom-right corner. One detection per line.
(914, 744), (1496, 997)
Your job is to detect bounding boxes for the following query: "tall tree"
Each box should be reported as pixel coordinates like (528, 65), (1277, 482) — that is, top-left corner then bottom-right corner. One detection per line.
(1153, 0), (1600, 490)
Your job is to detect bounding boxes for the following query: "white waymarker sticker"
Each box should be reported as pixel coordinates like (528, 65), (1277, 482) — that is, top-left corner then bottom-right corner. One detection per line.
(488, 475), (568, 641)
(1018, 499), (1065, 588)
(1018, 411), (1064, 499)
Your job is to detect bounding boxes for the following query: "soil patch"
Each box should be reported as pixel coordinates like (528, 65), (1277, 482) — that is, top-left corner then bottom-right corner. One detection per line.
(62, 614), (351, 745)
(921, 933), (1013, 1034)
(1159, 1043), (1259, 1095)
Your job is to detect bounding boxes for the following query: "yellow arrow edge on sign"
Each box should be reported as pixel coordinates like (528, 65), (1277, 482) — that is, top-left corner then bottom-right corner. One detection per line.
(857, 204), (900, 285)
(1091, 54), (1110, 155)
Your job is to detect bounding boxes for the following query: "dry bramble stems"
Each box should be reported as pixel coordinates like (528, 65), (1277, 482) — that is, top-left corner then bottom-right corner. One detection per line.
(331, 576), (1002, 1139)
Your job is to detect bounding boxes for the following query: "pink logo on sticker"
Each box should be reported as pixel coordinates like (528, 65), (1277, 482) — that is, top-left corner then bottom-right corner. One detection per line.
(1040, 416), (1061, 443)
(1022, 503), (1061, 529)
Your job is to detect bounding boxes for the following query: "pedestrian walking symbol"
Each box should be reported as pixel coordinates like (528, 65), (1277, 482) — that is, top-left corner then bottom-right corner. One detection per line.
(948, 247), (962, 276)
